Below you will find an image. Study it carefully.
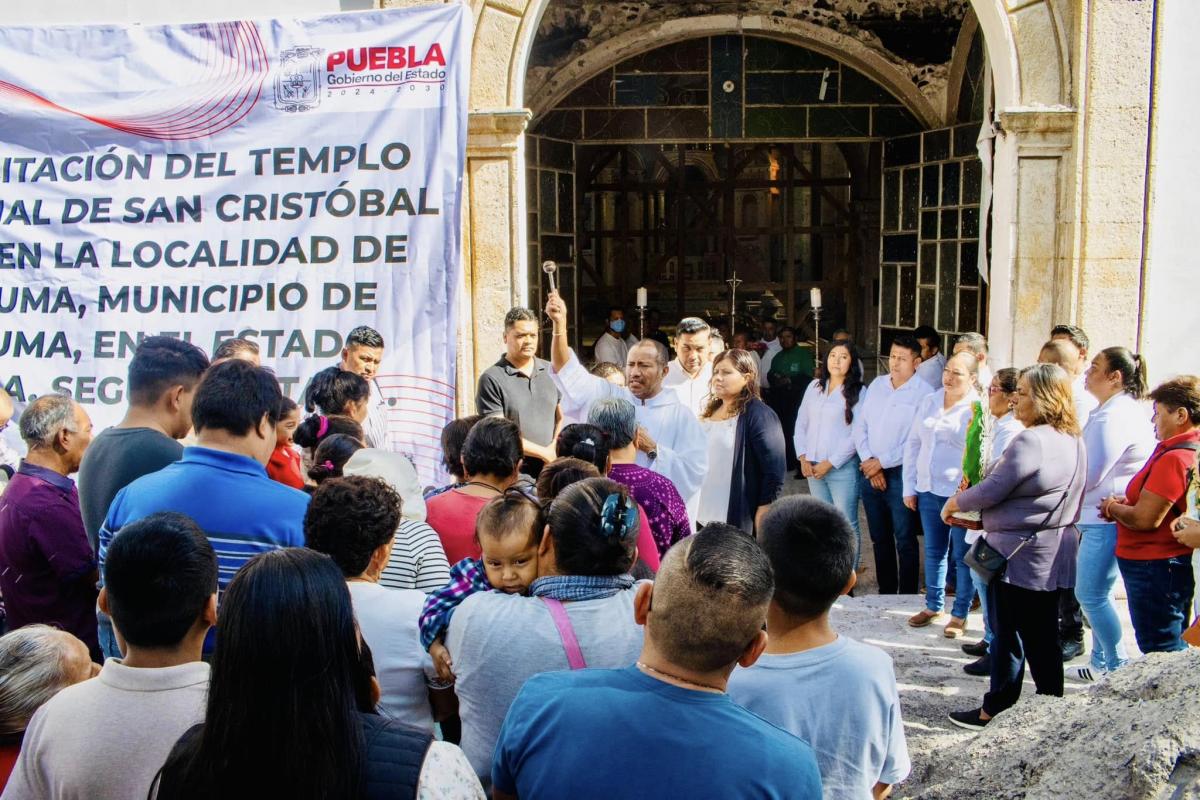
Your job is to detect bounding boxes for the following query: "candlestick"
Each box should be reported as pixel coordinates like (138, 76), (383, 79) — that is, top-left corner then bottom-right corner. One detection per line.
(810, 287), (822, 309)
(636, 286), (647, 309)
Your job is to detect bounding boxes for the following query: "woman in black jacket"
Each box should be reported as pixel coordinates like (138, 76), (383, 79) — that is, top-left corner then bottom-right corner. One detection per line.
(696, 349), (787, 534)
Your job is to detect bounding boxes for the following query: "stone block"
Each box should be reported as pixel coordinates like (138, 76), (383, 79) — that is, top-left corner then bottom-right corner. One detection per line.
(470, 6), (520, 109)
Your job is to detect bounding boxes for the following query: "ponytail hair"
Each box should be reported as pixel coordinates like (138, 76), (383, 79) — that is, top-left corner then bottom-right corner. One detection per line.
(295, 414), (363, 451)
(1100, 347), (1148, 400)
(308, 434), (364, 484)
(555, 423), (611, 474)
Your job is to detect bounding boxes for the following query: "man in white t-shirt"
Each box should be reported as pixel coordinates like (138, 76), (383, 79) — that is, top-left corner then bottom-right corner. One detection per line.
(593, 306), (639, 367)
(728, 496), (910, 798)
(5, 512), (216, 800)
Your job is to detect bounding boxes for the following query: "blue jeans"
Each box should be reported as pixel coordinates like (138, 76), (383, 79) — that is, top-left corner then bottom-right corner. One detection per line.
(971, 565), (992, 644)
(860, 467), (919, 594)
(1117, 555), (1195, 654)
(97, 612), (122, 660)
(808, 457), (862, 567)
(917, 492), (973, 618)
(1075, 524), (1128, 671)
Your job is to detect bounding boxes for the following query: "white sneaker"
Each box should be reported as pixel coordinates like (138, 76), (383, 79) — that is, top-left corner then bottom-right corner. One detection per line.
(1065, 664), (1104, 683)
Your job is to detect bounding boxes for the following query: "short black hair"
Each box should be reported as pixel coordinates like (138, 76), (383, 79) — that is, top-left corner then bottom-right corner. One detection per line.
(913, 325), (940, 348)
(212, 337), (260, 362)
(891, 334), (922, 359)
(279, 396), (299, 417)
(303, 367), (369, 417)
(461, 416), (522, 478)
(127, 336), (210, 406)
(535, 457), (600, 502)
(440, 415), (484, 479)
(758, 496), (855, 620)
(293, 414), (363, 451)
(504, 308), (538, 330)
(555, 423), (611, 473)
(104, 512), (217, 648)
(1050, 323), (1089, 352)
(191, 360), (282, 436)
(475, 490), (546, 549)
(676, 317), (711, 336)
(305, 477), (402, 577)
(346, 326), (384, 349)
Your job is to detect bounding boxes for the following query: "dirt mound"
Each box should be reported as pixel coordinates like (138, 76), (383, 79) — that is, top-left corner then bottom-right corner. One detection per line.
(913, 651), (1200, 800)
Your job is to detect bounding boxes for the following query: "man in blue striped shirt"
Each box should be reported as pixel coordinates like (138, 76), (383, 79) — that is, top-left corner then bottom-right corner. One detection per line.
(98, 360), (309, 657)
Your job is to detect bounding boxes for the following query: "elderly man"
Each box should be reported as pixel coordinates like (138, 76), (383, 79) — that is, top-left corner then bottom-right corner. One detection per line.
(337, 325), (391, 450)
(491, 524), (822, 799)
(211, 337), (260, 367)
(476, 307), (561, 471)
(0, 395), (98, 659)
(545, 291), (707, 521)
(663, 317), (713, 417)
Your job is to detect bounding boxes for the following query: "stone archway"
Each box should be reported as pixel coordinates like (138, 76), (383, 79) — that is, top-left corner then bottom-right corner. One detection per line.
(446, 0), (1076, 407)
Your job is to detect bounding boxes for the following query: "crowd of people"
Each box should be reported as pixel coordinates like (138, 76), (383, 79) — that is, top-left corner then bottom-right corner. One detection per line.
(0, 296), (1197, 798)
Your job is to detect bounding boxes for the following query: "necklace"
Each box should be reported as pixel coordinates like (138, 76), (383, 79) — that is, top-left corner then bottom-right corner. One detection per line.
(463, 480), (503, 494)
(636, 661), (724, 693)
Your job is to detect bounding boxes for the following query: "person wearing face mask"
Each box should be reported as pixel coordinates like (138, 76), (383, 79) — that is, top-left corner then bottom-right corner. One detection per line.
(663, 318), (714, 418)
(545, 291), (708, 524)
(593, 306), (639, 368)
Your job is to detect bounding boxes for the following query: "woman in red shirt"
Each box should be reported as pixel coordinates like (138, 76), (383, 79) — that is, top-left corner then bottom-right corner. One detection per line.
(1101, 375), (1200, 654)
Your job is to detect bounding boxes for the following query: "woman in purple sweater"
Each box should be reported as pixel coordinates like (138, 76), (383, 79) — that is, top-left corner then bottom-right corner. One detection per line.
(943, 364), (1086, 731)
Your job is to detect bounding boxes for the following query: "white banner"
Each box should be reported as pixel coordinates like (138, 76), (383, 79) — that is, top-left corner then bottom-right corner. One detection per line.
(0, 6), (470, 483)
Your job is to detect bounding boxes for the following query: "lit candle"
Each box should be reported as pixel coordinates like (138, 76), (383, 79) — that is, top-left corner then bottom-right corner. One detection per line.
(637, 287), (648, 308)
(810, 287), (822, 308)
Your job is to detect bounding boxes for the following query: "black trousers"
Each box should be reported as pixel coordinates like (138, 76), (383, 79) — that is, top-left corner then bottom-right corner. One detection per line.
(983, 580), (1064, 716)
(1058, 589), (1084, 643)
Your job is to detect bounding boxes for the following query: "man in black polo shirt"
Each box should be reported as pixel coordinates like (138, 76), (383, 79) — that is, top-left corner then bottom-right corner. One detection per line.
(476, 308), (560, 476)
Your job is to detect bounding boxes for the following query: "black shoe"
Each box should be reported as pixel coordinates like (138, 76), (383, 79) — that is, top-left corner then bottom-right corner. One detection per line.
(961, 640), (988, 657)
(1060, 639), (1085, 662)
(963, 655), (991, 676)
(948, 708), (990, 731)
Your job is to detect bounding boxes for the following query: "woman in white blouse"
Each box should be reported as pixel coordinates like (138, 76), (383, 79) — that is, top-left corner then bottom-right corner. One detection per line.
(904, 351), (981, 637)
(794, 341), (865, 563)
(1068, 347), (1155, 682)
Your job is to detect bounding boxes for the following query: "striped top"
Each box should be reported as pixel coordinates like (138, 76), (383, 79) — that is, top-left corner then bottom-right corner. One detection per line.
(380, 518), (452, 593)
(98, 447), (309, 592)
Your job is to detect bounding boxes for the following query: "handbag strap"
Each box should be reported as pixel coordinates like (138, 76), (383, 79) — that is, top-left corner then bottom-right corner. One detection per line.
(540, 597), (587, 670)
(991, 436), (1082, 556)
(1133, 442), (1200, 514)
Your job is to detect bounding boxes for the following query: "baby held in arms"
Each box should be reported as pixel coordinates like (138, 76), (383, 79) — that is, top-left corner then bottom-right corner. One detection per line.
(420, 491), (544, 682)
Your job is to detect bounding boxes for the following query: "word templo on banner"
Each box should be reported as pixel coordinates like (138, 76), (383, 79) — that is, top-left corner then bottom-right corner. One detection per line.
(0, 5), (470, 482)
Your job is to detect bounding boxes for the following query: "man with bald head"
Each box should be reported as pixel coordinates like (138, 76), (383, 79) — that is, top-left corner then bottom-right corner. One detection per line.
(491, 524), (822, 799)
(546, 291), (707, 521)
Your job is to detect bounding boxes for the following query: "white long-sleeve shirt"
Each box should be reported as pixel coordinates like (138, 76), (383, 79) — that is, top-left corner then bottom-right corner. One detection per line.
(663, 360), (713, 418)
(902, 388), (980, 498)
(1079, 392), (1156, 525)
(853, 374), (934, 470)
(553, 351), (708, 522)
(793, 380), (860, 468)
(915, 352), (947, 389)
(593, 332), (638, 367)
(758, 339), (782, 388)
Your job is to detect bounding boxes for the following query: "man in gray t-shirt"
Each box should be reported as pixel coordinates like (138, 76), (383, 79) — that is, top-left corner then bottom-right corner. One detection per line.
(446, 588), (643, 779)
(77, 336), (209, 551)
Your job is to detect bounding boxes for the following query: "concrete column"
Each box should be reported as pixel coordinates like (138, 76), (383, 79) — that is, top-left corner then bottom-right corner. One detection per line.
(459, 108), (531, 414)
(997, 108), (1076, 366)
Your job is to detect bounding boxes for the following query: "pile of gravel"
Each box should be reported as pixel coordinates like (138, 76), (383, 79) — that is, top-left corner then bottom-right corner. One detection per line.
(912, 650), (1200, 799)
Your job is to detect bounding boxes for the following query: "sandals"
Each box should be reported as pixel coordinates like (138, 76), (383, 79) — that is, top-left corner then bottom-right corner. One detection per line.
(943, 617), (968, 638)
(907, 609), (945, 628)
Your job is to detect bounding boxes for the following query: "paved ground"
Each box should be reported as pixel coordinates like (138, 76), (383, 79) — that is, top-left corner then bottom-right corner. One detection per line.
(776, 474), (1142, 798)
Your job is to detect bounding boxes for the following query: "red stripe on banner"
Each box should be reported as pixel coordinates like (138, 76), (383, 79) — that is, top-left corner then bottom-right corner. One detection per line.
(376, 373), (456, 391)
(0, 22), (268, 140)
(376, 383), (456, 402)
(387, 408), (451, 423)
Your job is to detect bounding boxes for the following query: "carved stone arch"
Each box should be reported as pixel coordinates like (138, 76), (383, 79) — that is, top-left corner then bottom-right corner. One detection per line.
(515, 14), (942, 128)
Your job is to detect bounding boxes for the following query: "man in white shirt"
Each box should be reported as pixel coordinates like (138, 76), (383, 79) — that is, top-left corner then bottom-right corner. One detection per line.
(913, 325), (947, 389)
(1050, 323), (1099, 424)
(758, 320), (782, 389)
(546, 292), (708, 521)
(852, 334), (933, 595)
(663, 317), (714, 417)
(338, 325), (393, 450)
(593, 306), (639, 367)
(953, 331), (993, 391)
(4, 512), (216, 800)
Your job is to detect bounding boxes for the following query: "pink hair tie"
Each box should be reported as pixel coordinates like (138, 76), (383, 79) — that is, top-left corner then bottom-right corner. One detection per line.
(316, 415), (330, 438)
(321, 460), (334, 471)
